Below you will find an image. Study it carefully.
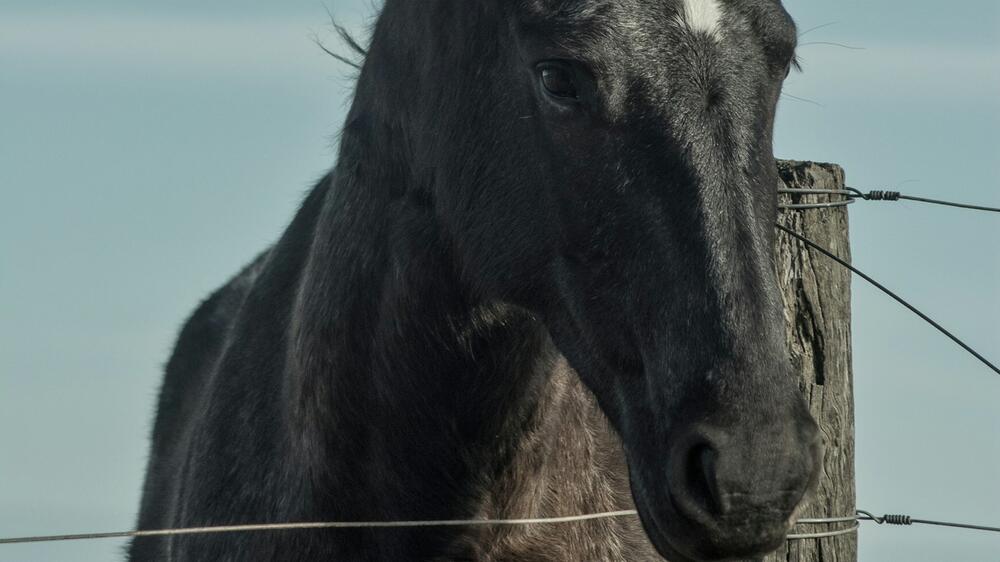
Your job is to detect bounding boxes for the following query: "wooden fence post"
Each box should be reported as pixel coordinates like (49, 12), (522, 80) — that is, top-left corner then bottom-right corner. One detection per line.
(765, 160), (857, 562)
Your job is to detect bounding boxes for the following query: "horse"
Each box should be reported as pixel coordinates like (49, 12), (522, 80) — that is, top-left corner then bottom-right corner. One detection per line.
(130, 0), (820, 560)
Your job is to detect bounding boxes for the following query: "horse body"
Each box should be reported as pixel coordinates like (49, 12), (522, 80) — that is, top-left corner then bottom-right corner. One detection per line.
(133, 1), (820, 560)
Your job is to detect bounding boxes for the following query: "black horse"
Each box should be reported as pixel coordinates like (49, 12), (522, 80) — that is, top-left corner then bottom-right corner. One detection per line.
(131, 1), (821, 560)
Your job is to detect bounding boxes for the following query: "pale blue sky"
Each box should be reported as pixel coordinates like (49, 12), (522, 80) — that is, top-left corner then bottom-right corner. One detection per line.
(0, 2), (997, 561)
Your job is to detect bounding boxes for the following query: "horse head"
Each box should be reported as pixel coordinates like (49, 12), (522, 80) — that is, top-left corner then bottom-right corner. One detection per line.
(349, 0), (821, 559)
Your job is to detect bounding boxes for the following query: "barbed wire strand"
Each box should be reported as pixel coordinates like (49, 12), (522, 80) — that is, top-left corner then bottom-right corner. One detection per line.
(776, 224), (1000, 376)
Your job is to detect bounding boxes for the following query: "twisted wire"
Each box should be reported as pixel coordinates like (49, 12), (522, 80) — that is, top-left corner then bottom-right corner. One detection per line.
(858, 510), (1000, 533)
(778, 187), (1000, 213)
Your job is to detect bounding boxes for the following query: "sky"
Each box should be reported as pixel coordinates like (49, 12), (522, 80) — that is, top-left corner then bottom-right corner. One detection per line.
(0, 1), (997, 561)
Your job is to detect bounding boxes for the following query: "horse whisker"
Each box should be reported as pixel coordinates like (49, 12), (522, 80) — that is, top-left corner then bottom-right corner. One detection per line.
(797, 21), (840, 39)
(781, 92), (824, 107)
(798, 41), (865, 51)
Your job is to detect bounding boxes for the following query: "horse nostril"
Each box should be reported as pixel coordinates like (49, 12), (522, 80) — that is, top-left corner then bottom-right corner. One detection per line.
(670, 438), (726, 522)
(689, 444), (724, 515)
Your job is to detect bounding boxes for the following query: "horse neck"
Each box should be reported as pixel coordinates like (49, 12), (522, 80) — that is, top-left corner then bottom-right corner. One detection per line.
(279, 4), (630, 532)
(282, 119), (562, 524)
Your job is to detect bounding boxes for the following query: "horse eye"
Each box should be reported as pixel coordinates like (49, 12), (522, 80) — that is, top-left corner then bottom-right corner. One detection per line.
(538, 63), (579, 100)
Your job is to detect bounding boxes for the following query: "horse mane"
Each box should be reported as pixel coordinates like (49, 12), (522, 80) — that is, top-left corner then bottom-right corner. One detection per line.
(316, 12), (370, 71)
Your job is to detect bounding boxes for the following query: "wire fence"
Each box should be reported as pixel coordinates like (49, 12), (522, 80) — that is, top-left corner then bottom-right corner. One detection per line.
(778, 186), (1000, 212)
(2, 186), (997, 551)
(1, 509), (998, 546)
(777, 186), (999, 376)
(776, 224), (999, 375)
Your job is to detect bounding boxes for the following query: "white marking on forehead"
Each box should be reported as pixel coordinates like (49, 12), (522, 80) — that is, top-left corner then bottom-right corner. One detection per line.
(678, 0), (724, 40)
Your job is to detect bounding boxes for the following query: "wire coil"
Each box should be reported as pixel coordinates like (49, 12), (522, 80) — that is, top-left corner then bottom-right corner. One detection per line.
(778, 186), (1000, 213)
(882, 514), (914, 526)
(862, 190), (901, 201)
(777, 188), (853, 210)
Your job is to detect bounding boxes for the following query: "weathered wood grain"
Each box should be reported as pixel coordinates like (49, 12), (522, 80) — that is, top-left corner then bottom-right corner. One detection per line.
(763, 160), (857, 562)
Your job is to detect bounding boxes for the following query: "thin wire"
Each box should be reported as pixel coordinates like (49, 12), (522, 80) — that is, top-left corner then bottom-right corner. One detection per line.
(893, 195), (1000, 213)
(777, 187), (1000, 213)
(796, 516), (860, 524)
(912, 519), (1000, 533)
(776, 225), (1000, 376)
(778, 189), (849, 196)
(778, 188), (854, 210)
(786, 524), (859, 540)
(0, 513), (862, 545)
(857, 511), (1000, 533)
(0, 511), (640, 545)
(780, 200), (854, 210)
(5, 509), (999, 546)
(786, 515), (859, 540)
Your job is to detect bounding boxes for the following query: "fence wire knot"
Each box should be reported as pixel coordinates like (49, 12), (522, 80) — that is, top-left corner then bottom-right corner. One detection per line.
(880, 514), (914, 526)
(860, 189), (901, 201)
(858, 510), (924, 527)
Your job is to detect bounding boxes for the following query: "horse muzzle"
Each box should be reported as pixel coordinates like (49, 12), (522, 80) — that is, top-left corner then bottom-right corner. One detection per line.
(631, 405), (823, 561)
